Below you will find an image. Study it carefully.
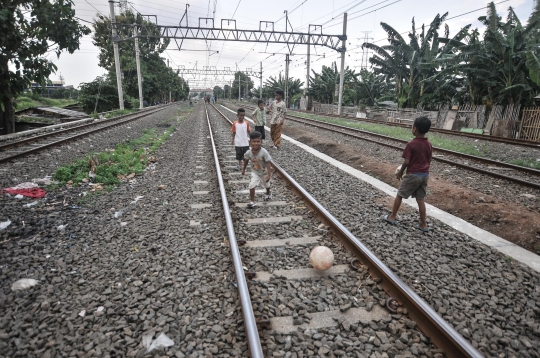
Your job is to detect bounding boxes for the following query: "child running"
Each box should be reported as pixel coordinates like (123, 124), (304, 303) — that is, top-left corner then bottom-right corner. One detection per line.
(242, 131), (272, 208)
(251, 100), (267, 141)
(384, 116), (433, 232)
(231, 108), (251, 170)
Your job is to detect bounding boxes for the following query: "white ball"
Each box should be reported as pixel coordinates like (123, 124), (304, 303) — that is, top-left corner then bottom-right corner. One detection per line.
(309, 246), (334, 271)
(395, 165), (402, 175)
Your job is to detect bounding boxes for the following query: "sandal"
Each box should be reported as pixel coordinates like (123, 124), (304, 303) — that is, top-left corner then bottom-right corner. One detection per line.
(383, 215), (397, 225)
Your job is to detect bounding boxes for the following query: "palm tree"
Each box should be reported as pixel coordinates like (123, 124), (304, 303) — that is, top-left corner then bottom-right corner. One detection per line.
(263, 74), (303, 107)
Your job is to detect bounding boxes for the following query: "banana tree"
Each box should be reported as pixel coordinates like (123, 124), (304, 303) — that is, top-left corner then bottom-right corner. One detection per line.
(363, 13), (466, 108)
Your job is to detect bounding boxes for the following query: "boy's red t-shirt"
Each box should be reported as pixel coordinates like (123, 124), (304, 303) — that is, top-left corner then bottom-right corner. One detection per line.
(402, 137), (432, 174)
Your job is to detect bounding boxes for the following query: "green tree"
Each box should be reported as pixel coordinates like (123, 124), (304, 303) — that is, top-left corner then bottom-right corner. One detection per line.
(0, 0), (90, 134)
(213, 86), (224, 100)
(78, 75), (121, 113)
(231, 72), (254, 99)
(263, 73), (303, 107)
(91, 10), (187, 105)
(307, 63), (355, 106)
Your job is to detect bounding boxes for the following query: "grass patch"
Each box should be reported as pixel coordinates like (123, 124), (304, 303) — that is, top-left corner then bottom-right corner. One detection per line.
(293, 112), (492, 157)
(15, 96), (77, 111)
(16, 116), (58, 124)
(90, 109), (137, 119)
(53, 126), (175, 187)
(510, 158), (540, 170)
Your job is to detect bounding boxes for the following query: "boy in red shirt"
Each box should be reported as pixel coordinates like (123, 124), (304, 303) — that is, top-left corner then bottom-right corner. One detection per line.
(384, 116), (433, 232)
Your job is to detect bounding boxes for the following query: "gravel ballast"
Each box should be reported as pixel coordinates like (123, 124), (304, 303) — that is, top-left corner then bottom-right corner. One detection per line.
(217, 103), (540, 358)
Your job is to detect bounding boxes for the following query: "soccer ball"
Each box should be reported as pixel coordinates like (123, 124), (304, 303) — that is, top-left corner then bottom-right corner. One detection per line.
(309, 246), (334, 271)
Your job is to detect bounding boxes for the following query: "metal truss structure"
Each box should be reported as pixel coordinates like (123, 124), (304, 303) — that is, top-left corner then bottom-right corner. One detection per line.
(178, 67), (262, 79)
(109, 1), (349, 115)
(115, 20), (345, 52)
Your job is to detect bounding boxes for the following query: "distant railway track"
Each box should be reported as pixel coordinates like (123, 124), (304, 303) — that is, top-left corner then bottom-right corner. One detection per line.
(233, 103), (540, 190)
(208, 103), (482, 358)
(0, 105), (169, 164)
(289, 108), (540, 148)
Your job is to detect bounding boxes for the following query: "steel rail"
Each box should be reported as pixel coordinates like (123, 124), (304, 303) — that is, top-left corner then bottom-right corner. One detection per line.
(235, 103), (540, 189)
(288, 108), (540, 148)
(0, 106), (164, 151)
(0, 106), (170, 164)
(203, 104), (264, 358)
(239, 103), (540, 176)
(209, 103), (483, 358)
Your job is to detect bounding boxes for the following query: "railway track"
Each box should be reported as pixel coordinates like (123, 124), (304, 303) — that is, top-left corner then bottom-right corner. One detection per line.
(206, 103), (481, 358)
(0, 105), (169, 164)
(289, 108), (540, 149)
(234, 103), (540, 190)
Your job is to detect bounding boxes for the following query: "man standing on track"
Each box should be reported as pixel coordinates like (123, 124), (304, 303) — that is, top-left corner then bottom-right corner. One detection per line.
(267, 90), (286, 150)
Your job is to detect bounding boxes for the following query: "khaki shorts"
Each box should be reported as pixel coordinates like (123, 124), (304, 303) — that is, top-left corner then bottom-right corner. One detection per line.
(397, 174), (429, 200)
(249, 172), (270, 189)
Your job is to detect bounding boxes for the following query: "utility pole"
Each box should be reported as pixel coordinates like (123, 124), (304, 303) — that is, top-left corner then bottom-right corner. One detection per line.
(134, 25), (144, 109)
(304, 29), (311, 111)
(337, 13), (347, 115)
(285, 55), (289, 108)
(109, 0), (124, 110)
(260, 62), (263, 100)
(246, 76), (249, 100)
(238, 72), (241, 101)
(167, 59), (171, 103)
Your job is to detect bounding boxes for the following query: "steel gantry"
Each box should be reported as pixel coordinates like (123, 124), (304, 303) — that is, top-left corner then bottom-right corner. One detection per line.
(108, 2), (348, 116)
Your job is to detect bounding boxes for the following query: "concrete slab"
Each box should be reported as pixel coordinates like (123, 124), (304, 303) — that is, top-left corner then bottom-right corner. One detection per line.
(229, 180), (250, 184)
(190, 203), (212, 209)
(229, 172), (250, 176)
(194, 181), (208, 184)
(254, 264), (349, 282)
(247, 216), (303, 225)
(193, 191), (209, 195)
(236, 201), (287, 208)
(270, 306), (390, 334)
(219, 104), (540, 273)
(245, 236), (320, 248)
(235, 189), (266, 194)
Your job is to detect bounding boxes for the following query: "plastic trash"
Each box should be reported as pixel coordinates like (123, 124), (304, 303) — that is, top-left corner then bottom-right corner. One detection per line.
(120, 222), (128, 227)
(142, 333), (174, 353)
(114, 211), (123, 218)
(15, 194), (24, 199)
(25, 201), (38, 208)
(11, 278), (38, 291)
(78, 310), (86, 317)
(0, 220), (11, 230)
(130, 196), (144, 204)
(12, 182), (39, 190)
(57, 224), (68, 232)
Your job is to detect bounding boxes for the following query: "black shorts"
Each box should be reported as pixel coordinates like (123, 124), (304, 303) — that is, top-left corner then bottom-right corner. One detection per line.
(254, 126), (265, 139)
(235, 146), (249, 160)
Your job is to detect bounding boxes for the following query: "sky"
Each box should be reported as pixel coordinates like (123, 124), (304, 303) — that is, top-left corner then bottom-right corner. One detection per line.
(50, 0), (534, 89)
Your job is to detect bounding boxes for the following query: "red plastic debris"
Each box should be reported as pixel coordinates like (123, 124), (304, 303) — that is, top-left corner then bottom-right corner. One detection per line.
(2, 188), (47, 198)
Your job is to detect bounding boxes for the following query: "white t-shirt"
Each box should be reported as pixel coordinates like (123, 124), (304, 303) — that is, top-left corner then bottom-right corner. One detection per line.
(231, 120), (251, 147)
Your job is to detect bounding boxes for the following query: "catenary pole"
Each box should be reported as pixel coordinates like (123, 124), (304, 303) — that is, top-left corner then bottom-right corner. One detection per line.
(109, 0), (124, 110)
(134, 25), (144, 109)
(304, 29), (310, 111)
(285, 54), (290, 108)
(337, 12), (347, 115)
(167, 59), (171, 103)
(260, 62), (263, 100)
(238, 72), (241, 101)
